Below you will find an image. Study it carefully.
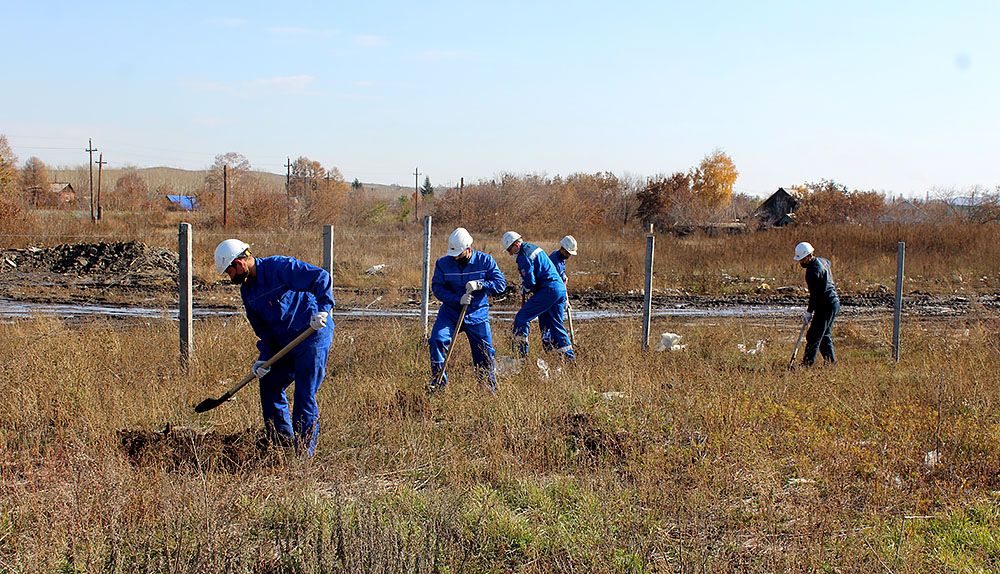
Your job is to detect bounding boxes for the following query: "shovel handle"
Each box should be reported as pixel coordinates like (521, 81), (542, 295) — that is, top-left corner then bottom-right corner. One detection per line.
(215, 326), (317, 403)
(787, 316), (809, 369)
(434, 304), (468, 388)
(565, 298), (575, 347)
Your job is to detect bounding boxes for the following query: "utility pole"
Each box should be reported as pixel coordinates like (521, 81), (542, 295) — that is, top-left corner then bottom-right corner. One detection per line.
(413, 167), (421, 222)
(223, 164), (228, 229)
(95, 154), (107, 221)
(85, 139), (97, 222)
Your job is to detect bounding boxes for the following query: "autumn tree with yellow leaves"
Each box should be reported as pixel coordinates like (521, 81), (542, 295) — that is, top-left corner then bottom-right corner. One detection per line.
(690, 149), (739, 214)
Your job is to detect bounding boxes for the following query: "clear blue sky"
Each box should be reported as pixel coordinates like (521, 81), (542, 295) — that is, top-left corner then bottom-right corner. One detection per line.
(2, 1), (997, 196)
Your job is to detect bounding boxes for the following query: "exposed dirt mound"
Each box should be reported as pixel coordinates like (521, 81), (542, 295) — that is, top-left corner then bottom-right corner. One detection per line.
(564, 412), (629, 461)
(119, 424), (274, 472)
(0, 241), (177, 284)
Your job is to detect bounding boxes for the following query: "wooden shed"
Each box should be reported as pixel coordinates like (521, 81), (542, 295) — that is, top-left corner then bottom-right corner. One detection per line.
(752, 188), (799, 228)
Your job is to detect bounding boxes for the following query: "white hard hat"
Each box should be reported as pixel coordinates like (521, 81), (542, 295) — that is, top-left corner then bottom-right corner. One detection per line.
(214, 239), (250, 274)
(793, 241), (815, 261)
(501, 231), (522, 251)
(447, 227), (473, 257)
(560, 235), (578, 255)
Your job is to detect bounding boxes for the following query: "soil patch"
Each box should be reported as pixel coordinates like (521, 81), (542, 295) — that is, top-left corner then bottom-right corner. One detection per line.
(119, 424), (276, 472)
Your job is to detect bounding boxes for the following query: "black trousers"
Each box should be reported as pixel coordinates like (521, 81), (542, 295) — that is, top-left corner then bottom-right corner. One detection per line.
(804, 300), (839, 366)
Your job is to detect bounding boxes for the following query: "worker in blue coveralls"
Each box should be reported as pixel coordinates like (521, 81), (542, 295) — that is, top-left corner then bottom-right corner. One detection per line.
(502, 231), (575, 361)
(541, 235), (577, 351)
(793, 241), (840, 366)
(213, 239), (334, 456)
(429, 228), (507, 392)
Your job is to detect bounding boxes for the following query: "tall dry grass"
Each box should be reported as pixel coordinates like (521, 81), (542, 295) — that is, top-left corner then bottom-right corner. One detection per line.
(0, 313), (997, 572)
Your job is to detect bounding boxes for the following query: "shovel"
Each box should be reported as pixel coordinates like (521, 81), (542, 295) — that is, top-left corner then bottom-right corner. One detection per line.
(787, 315), (810, 369)
(431, 303), (468, 390)
(565, 298), (576, 347)
(194, 326), (316, 413)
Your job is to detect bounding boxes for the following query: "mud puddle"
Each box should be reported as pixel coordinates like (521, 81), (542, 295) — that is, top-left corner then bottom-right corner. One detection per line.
(0, 297), (989, 323)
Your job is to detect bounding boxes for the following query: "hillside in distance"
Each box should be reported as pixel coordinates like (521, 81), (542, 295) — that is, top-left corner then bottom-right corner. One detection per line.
(49, 166), (406, 200)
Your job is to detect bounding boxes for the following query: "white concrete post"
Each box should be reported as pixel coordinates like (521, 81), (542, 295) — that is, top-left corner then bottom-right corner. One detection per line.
(421, 216), (432, 338)
(893, 241), (905, 362)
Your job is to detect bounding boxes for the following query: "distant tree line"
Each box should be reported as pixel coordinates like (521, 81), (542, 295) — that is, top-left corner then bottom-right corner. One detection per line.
(1, 133), (998, 233)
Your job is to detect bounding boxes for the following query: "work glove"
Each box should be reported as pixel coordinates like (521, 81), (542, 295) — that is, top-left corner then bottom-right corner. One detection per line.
(309, 311), (328, 330)
(465, 280), (482, 293)
(460, 293), (472, 306)
(252, 360), (271, 379)
(803, 311), (813, 323)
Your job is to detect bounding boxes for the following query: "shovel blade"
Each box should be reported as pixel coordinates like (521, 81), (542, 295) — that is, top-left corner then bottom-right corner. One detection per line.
(194, 397), (226, 413)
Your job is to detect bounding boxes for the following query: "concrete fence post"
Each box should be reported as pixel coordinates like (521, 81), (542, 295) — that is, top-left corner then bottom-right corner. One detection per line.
(421, 216), (432, 339)
(893, 241), (905, 362)
(642, 229), (655, 349)
(322, 224), (335, 286)
(178, 222), (193, 369)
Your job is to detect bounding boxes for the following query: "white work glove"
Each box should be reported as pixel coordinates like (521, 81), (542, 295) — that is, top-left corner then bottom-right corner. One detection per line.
(309, 311), (328, 330)
(252, 360), (271, 379)
(465, 280), (482, 293)
(460, 293), (472, 305)
(803, 311), (813, 323)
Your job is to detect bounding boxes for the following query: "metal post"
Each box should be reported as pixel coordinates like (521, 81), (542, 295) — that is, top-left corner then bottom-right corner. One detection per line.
(642, 230), (655, 349)
(421, 215), (432, 338)
(893, 241), (905, 362)
(178, 223), (193, 369)
(322, 224), (335, 286)
(223, 164), (228, 228)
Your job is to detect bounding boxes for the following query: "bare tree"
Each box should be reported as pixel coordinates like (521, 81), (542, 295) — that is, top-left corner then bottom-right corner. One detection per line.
(0, 135), (18, 199)
(20, 157), (49, 206)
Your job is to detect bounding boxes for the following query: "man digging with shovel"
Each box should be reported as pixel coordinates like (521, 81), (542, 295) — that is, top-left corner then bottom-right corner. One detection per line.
(212, 239), (334, 456)
(543, 235), (577, 351)
(428, 228), (507, 393)
(793, 241), (840, 367)
(503, 231), (575, 362)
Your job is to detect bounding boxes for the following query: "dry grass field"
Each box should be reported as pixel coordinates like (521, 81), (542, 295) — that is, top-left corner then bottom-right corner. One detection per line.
(1, 311), (997, 572)
(2, 175), (999, 571)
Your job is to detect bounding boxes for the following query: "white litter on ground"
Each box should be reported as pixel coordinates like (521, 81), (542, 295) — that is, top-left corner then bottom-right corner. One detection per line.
(601, 391), (626, 401)
(924, 450), (941, 470)
(655, 332), (686, 352)
(536, 358), (550, 379)
(738, 340), (765, 355)
(495, 356), (523, 376)
(364, 263), (386, 276)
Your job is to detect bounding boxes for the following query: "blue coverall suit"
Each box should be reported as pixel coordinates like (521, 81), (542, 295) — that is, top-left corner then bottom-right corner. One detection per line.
(803, 256), (839, 366)
(513, 242), (575, 359)
(241, 256), (334, 455)
(429, 250), (507, 391)
(539, 249), (570, 351)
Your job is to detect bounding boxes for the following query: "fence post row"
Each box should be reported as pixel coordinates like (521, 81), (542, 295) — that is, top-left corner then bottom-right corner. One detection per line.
(421, 216), (432, 339)
(178, 222), (193, 369)
(893, 241), (905, 362)
(642, 226), (655, 350)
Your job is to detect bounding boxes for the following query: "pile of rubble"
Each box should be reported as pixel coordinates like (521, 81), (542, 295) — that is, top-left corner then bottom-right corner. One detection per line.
(0, 241), (178, 283)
